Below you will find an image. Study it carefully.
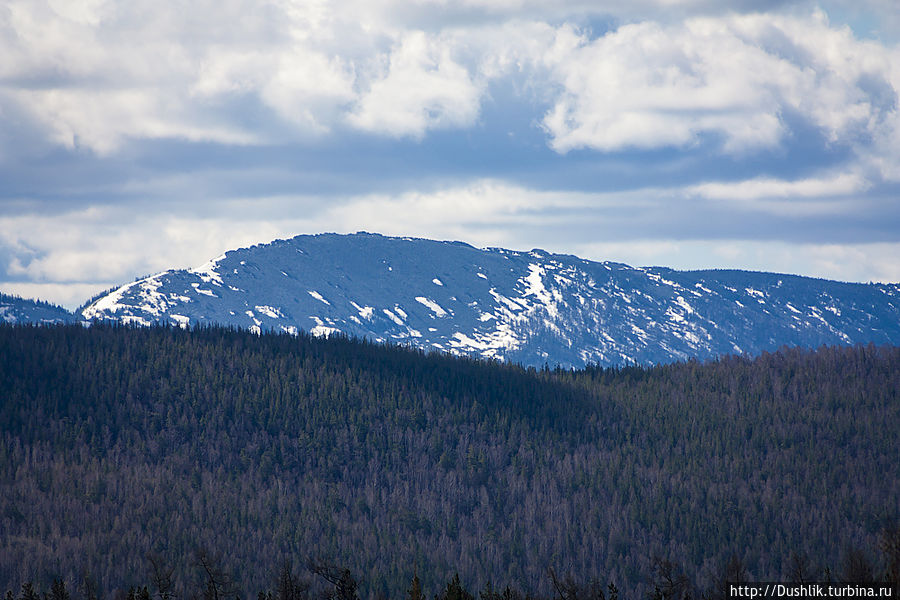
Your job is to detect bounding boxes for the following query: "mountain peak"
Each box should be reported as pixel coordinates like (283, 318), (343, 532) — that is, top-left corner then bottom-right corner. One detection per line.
(63, 232), (900, 367)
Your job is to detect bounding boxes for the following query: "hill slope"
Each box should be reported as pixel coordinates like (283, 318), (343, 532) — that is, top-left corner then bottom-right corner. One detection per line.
(1, 325), (898, 596)
(0, 293), (76, 325)
(79, 232), (900, 367)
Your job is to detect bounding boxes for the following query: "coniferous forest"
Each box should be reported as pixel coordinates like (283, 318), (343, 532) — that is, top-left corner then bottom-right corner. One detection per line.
(1, 324), (898, 599)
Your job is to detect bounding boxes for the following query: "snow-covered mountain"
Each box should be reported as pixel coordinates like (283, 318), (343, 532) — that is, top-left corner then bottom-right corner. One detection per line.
(75, 232), (900, 368)
(0, 293), (77, 325)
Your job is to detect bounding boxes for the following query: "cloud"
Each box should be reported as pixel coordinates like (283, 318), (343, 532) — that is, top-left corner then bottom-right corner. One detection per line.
(572, 239), (900, 284)
(0, 0), (361, 153)
(17, 88), (259, 154)
(2, 1), (898, 164)
(688, 171), (869, 201)
(348, 31), (483, 138)
(540, 12), (900, 158)
(0, 205), (288, 285)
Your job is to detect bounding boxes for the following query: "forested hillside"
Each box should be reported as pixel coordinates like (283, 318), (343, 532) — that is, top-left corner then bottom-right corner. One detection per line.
(1, 324), (898, 599)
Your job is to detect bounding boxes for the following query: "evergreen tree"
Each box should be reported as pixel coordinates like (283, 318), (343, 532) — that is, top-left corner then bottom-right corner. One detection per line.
(48, 580), (70, 600)
(408, 573), (425, 600)
(436, 574), (473, 600)
(20, 583), (39, 600)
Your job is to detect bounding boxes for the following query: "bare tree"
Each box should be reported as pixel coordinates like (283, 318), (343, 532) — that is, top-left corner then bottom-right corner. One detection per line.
(307, 560), (358, 600)
(195, 548), (237, 600)
(148, 552), (177, 600)
(787, 551), (814, 584)
(649, 556), (690, 600)
(548, 567), (617, 600)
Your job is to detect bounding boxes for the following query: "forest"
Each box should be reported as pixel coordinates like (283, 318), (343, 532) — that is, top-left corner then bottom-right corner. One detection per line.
(1, 323), (898, 599)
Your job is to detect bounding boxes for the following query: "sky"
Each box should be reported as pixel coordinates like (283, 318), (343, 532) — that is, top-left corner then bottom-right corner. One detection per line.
(2, 0), (900, 309)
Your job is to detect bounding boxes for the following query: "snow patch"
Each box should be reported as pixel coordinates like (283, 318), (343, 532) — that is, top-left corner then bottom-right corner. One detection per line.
(351, 302), (374, 320)
(416, 297), (448, 317)
(675, 296), (694, 315)
(255, 305), (284, 319)
(309, 316), (339, 338)
(189, 254), (226, 286)
(383, 309), (405, 326)
(308, 290), (331, 305)
(522, 263), (560, 318)
(666, 307), (685, 324)
(191, 283), (217, 297)
(489, 289), (526, 312)
(82, 281), (135, 317)
(646, 272), (678, 287)
(449, 322), (520, 359)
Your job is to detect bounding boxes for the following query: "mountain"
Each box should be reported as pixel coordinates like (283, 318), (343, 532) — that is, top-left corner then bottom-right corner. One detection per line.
(79, 232), (900, 368)
(0, 293), (77, 325)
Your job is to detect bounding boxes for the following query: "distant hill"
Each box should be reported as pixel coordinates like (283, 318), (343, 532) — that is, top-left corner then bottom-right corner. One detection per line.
(77, 232), (900, 368)
(0, 293), (76, 325)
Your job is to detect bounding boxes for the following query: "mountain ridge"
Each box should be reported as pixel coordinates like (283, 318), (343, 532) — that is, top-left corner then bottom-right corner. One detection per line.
(6, 232), (900, 368)
(0, 292), (78, 325)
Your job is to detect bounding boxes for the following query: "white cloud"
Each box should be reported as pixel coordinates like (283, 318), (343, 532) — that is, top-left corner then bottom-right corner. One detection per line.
(348, 31), (483, 138)
(315, 179), (597, 244)
(0, 0), (363, 152)
(17, 88), (259, 154)
(2, 1), (898, 162)
(540, 12), (900, 156)
(261, 51), (356, 134)
(689, 172), (869, 201)
(0, 206), (289, 284)
(573, 239), (900, 284)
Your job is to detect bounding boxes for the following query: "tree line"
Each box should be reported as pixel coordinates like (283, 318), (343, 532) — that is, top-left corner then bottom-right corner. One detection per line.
(5, 528), (900, 600)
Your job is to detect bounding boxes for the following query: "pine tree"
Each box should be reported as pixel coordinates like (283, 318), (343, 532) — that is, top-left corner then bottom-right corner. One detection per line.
(50, 577), (70, 600)
(407, 572), (425, 600)
(436, 574), (473, 600)
(20, 583), (39, 600)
